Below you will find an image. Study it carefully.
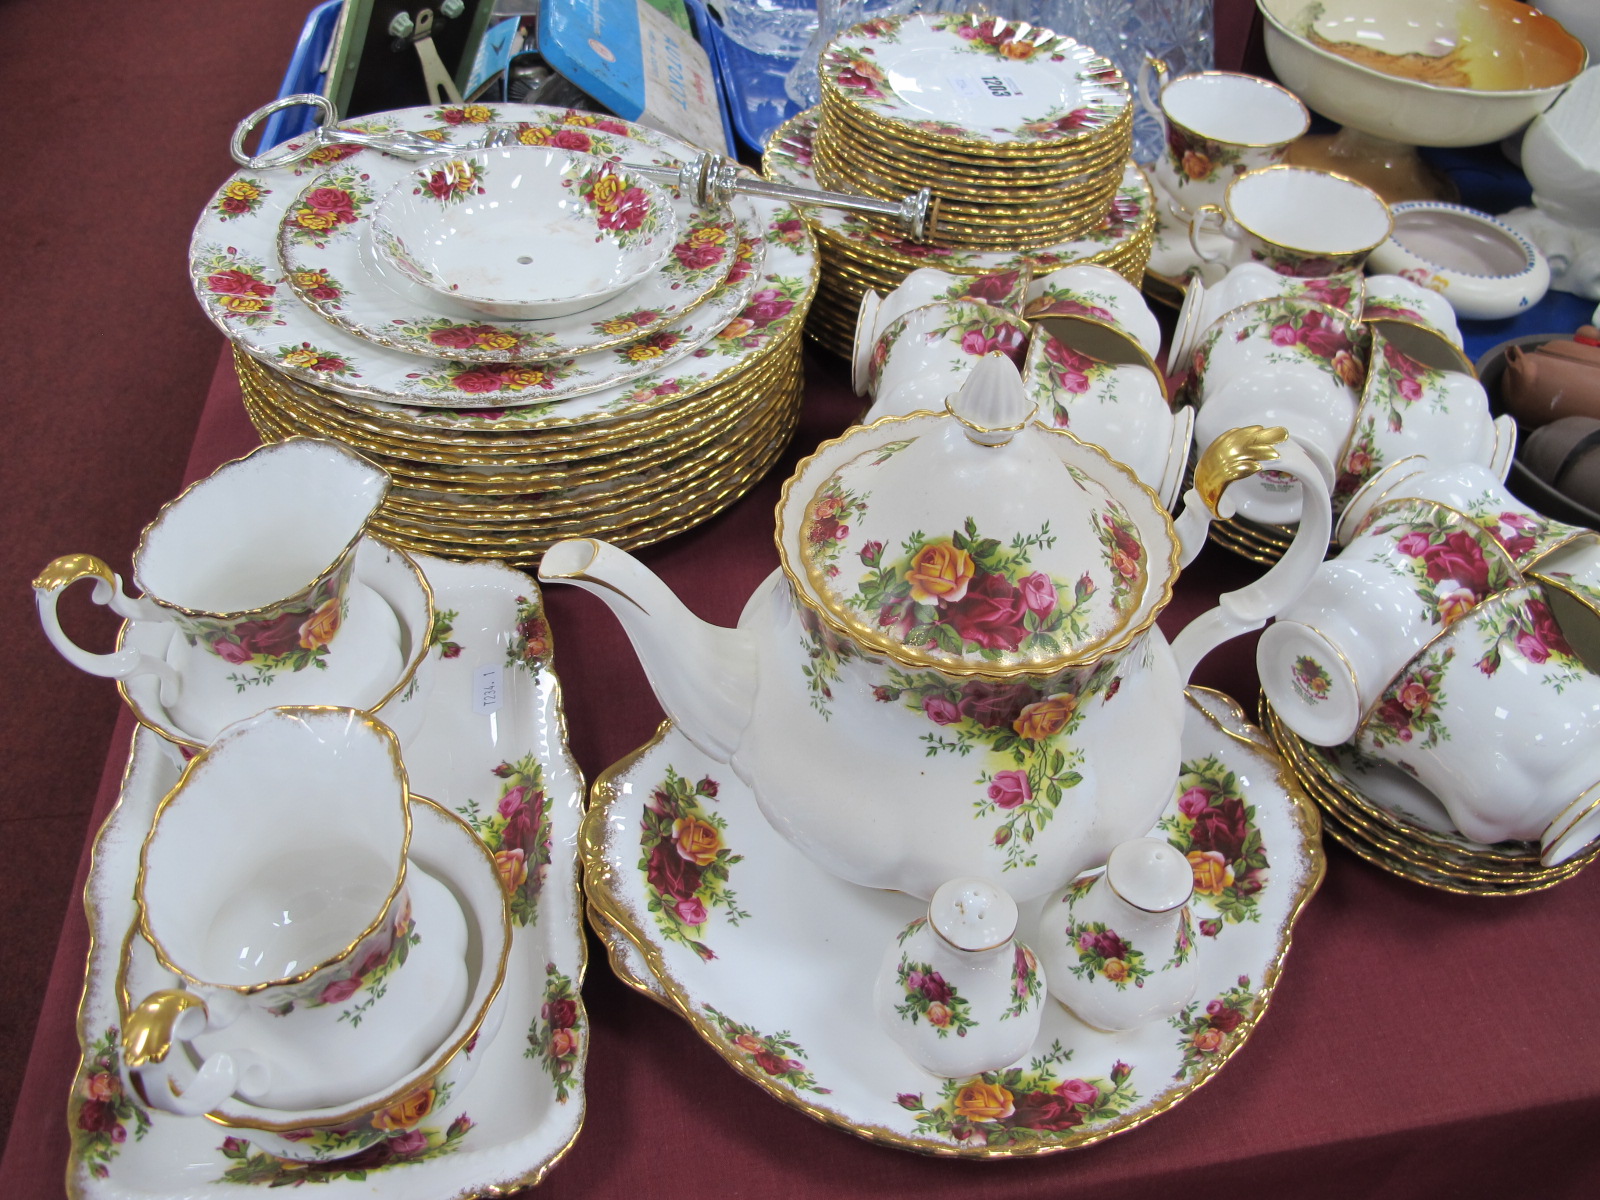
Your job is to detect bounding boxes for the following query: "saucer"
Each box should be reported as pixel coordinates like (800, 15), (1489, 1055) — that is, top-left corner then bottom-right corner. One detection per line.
(279, 148), (747, 362)
(68, 555), (586, 1196)
(583, 687), (1323, 1156)
(117, 537), (433, 750)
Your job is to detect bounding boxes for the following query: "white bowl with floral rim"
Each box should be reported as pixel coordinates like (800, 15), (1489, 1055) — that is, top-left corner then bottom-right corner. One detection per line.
(370, 147), (678, 320)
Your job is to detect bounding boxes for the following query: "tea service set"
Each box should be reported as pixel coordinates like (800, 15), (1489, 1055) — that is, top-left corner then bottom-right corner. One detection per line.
(38, 439), (588, 1193)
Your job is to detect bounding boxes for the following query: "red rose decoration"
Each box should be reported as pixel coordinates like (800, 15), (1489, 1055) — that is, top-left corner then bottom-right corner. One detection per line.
(542, 997), (579, 1029)
(645, 840), (701, 900)
(944, 572), (1029, 651)
(956, 679), (1037, 729)
(1007, 1090), (1085, 1131)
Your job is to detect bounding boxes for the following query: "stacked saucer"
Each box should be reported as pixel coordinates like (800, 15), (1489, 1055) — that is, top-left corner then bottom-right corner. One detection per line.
(1261, 697), (1598, 895)
(763, 111), (1154, 360)
(813, 12), (1133, 253)
(191, 103), (818, 564)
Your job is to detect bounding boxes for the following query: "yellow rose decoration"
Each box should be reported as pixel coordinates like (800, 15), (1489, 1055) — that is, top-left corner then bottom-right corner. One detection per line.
(477, 331), (519, 352)
(371, 1086), (436, 1131)
(999, 40), (1036, 60)
(220, 296), (267, 314)
(673, 816), (722, 866)
(1188, 850), (1234, 895)
(624, 343), (666, 362)
(599, 316), (644, 335)
(589, 173), (625, 212)
(460, 105), (494, 124)
(222, 180), (261, 201)
(495, 847), (529, 893)
(294, 208), (337, 231)
(1013, 694), (1077, 741)
(281, 348), (319, 368)
(504, 367), (547, 391)
(518, 127), (552, 145)
(953, 1081), (1015, 1122)
(905, 542), (975, 605)
(298, 598), (342, 651)
(290, 270), (326, 290)
(689, 226), (727, 247)
(1102, 958), (1129, 983)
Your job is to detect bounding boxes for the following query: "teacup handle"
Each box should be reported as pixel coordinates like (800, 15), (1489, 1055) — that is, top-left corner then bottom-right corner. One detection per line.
(1169, 427), (1332, 683)
(123, 989), (269, 1116)
(1137, 54), (1170, 124)
(1188, 205), (1234, 265)
(33, 555), (181, 706)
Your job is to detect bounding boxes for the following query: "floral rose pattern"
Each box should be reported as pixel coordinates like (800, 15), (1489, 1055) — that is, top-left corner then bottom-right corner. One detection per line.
(430, 104), (498, 125)
(430, 608), (462, 658)
(705, 1005), (831, 1094)
(893, 948), (979, 1038)
(408, 356), (579, 396)
(525, 961), (582, 1102)
(941, 268), (1029, 313)
(212, 176), (270, 221)
(178, 557), (353, 690)
(1058, 877), (1151, 989)
(702, 269), (809, 356)
(1444, 491), (1587, 569)
(572, 163), (662, 244)
(457, 753), (552, 926)
(194, 246), (282, 328)
(1164, 120), (1265, 185)
(263, 894), (417, 1022)
(1170, 976), (1255, 1082)
(1292, 655), (1332, 704)
(1026, 284), (1115, 325)
(1006, 943), (1044, 1018)
(283, 167), (374, 249)
(505, 594), (549, 673)
(805, 480), (869, 574)
(898, 1039), (1137, 1147)
(73, 1027), (151, 1179)
(931, 303), (1028, 367)
(389, 316), (557, 359)
(1033, 332), (1124, 428)
(1363, 504), (1517, 629)
(289, 266), (344, 308)
(1365, 644), (1454, 750)
(639, 767), (747, 960)
(1473, 594), (1586, 692)
(509, 121), (627, 159)
(276, 340), (357, 378)
(215, 1106), (474, 1184)
(1158, 755), (1268, 927)
(1193, 299), (1365, 394)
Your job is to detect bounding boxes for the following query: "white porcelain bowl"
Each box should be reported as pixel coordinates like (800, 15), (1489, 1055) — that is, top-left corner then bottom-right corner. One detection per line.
(371, 147), (678, 320)
(1258, 0), (1587, 148)
(1521, 67), (1600, 233)
(1366, 202), (1551, 320)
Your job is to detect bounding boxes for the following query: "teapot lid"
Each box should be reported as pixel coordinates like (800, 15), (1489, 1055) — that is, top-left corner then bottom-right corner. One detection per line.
(777, 354), (1175, 676)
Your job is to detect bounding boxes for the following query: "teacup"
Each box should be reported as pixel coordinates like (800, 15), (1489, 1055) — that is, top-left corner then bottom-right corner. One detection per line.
(1330, 327), (1498, 512)
(34, 438), (398, 737)
(854, 270), (1029, 396)
(864, 301), (1028, 420)
(1259, 496), (1522, 746)
(1187, 297), (1366, 402)
(1021, 315), (1189, 509)
(125, 708), (467, 1115)
(1172, 265), (1365, 377)
(1361, 274), (1464, 349)
(123, 793), (512, 1161)
(1189, 166), (1392, 278)
(1352, 584), (1600, 864)
(1339, 457), (1591, 567)
(1140, 59), (1309, 217)
(1023, 263), (1162, 359)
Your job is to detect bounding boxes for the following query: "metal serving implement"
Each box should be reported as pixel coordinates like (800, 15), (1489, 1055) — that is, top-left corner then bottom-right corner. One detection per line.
(230, 94), (935, 241)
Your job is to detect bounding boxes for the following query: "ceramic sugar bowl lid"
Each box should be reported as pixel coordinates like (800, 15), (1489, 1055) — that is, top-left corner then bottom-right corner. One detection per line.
(777, 353), (1176, 673)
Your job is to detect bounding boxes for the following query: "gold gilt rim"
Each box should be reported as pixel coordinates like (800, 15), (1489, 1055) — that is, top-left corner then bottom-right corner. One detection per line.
(773, 411), (1180, 678)
(809, 222), (1153, 283)
(134, 707), (414, 995)
(128, 437), (388, 622)
(113, 538), (436, 752)
(241, 317), (806, 447)
(237, 234), (820, 437)
(1362, 317), (1478, 380)
(580, 687), (1325, 1157)
(237, 338), (798, 466)
(815, 103), (1134, 183)
(357, 394), (799, 555)
(1024, 312), (1173, 408)
(243, 349), (798, 500)
(242, 359), (791, 481)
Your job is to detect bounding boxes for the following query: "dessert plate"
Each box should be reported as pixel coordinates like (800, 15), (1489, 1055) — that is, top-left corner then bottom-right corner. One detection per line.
(67, 556), (588, 1197)
(584, 688), (1323, 1156)
(190, 106), (775, 408)
(820, 12), (1129, 149)
(280, 148), (742, 362)
(764, 110), (1153, 276)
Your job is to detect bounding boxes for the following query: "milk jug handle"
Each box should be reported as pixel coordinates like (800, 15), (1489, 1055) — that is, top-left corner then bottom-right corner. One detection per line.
(34, 555), (180, 705)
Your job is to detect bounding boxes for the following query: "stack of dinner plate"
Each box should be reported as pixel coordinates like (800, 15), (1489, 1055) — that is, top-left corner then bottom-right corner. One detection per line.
(190, 102), (817, 564)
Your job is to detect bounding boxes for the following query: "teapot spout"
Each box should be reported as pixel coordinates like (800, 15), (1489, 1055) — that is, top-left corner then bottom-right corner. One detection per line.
(540, 539), (755, 762)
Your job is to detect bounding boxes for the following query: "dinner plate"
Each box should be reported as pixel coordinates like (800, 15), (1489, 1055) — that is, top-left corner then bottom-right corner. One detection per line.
(67, 557), (588, 1197)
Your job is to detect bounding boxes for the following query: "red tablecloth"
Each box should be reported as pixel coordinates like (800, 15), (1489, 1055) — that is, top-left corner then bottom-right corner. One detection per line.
(5, 349), (1600, 1199)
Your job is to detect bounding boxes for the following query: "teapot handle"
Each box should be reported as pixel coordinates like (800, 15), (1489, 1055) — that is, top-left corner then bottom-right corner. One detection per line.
(1169, 427), (1331, 683)
(122, 989), (269, 1116)
(33, 555), (181, 706)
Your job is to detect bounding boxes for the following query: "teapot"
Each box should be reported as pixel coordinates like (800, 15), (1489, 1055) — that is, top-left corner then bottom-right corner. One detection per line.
(541, 355), (1330, 900)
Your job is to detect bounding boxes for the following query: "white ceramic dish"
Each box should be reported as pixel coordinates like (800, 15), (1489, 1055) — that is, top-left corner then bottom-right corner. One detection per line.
(279, 141), (741, 362)
(66, 555), (587, 1197)
(1366, 202), (1550, 319)
(370, 148), (677, 320)
(1520, 67), (1600, 233)
(584, 688), (1322, 1156)
(192, 105), (806, 411)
